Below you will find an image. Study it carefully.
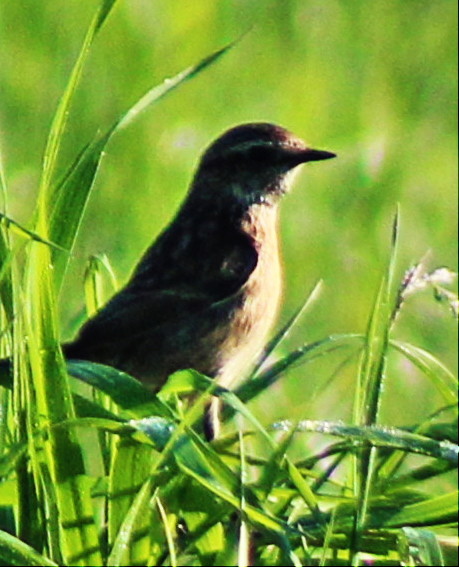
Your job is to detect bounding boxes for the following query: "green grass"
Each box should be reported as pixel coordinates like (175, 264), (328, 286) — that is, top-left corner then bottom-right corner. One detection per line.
(0, 1), (457, 565)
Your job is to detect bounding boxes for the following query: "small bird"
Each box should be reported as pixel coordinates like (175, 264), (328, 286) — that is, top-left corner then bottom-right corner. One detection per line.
(64, 123), (335, 437)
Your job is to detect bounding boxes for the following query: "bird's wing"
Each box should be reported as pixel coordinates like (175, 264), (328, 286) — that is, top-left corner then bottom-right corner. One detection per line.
(65, 231), (259, 358)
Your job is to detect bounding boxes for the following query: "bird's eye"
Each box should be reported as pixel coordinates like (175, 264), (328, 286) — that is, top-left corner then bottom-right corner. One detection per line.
(245, 146), (272, 163)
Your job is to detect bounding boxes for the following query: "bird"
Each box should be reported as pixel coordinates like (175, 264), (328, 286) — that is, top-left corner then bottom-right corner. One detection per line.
(63, 122), (336, 438)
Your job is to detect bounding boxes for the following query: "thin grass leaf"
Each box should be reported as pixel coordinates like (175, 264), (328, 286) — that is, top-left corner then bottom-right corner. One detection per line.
(351, 209), (400, 563)
(379, 459), (457, 491)
(235, 333), (361, 408)
(176, 429), (309, 565)
(376, 410), (457, 489)
(319, 508), (338, 567)
(252, 279), (323, 375)
(356, 209), (400, 426)
(286, 459), (323, 525)
(83, 254), (118, 316)
(237, 431), (250, 567)
(398, 527), (445, 567)
(107, 478), (154, 567)
(390, 340), (458, 405)
(257, 423), (298, 496)
(108, 439), (156, 565)
(0, 230), (14, 324)
(281, 419), (458, 463)
(36, 0), (118, 209)
(0, 213), (67, 252)
(115, 40), (238, 134)
(174, 430), (288, 536)
(155, 495), (178, 567)
(176, 455), (290, 539)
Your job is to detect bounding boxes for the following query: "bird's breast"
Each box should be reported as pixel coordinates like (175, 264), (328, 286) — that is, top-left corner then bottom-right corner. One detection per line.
(216, 203), (283, 389)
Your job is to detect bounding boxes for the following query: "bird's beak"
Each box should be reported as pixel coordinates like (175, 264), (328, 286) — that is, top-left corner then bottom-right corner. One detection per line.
(300, 148), (337, 162)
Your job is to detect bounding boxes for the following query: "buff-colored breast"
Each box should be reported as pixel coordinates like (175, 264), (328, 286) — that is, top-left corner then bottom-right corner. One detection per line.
(216, 203), (283, 389)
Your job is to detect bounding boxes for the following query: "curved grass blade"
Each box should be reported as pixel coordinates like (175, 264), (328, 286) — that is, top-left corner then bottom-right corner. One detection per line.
(276, 419), (458, 464)
(0, 530), (58, 567)
(50, 39), (237, 291)
(83, 254), (118, 316)
(114, 41), (237, 134)
(234, 333), (361, 407)
(67, 359), (173, 418)
(390, 340), (457, 405)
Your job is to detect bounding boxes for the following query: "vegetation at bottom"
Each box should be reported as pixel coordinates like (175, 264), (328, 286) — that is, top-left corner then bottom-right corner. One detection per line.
(0, 1), (457, 565)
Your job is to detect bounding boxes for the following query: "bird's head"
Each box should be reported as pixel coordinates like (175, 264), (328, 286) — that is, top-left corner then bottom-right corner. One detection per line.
(191, 122), (336, 208)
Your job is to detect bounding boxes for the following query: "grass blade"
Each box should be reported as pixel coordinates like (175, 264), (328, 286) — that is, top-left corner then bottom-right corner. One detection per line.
(283, 419), (458, 463)
(36, 0), (117, 211)
(398, 527), (445, 567)
(390, 340), (457, 405)
(0, 531), (58, 567)
(351, 209), (400, 564)
(252, 279), (323, 375)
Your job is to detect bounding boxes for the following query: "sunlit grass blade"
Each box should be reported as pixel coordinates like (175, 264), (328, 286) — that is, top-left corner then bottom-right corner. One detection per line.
(108, 439), (155, 564)
(0, 213), (66, 252)
(351, 210), (400, 564)
(24, 239), (103, 564)
(155, 495), (178, 567)
(281, 419), (458, 463)
(21, 3), (120, 563)
(83, 254), (118, 316)
(383, 492), (458, 528)
(235, 333), (361, 407)
(107, 478), (154, 567)
(0, 530), (58, 567)
(36, 0), (118, 211)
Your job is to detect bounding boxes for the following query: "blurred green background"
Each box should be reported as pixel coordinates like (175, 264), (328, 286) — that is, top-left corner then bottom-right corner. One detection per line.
(1, 0), (457, 426)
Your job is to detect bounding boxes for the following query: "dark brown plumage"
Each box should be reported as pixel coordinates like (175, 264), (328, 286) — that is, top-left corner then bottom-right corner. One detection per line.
(64, 123), (336, 437)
